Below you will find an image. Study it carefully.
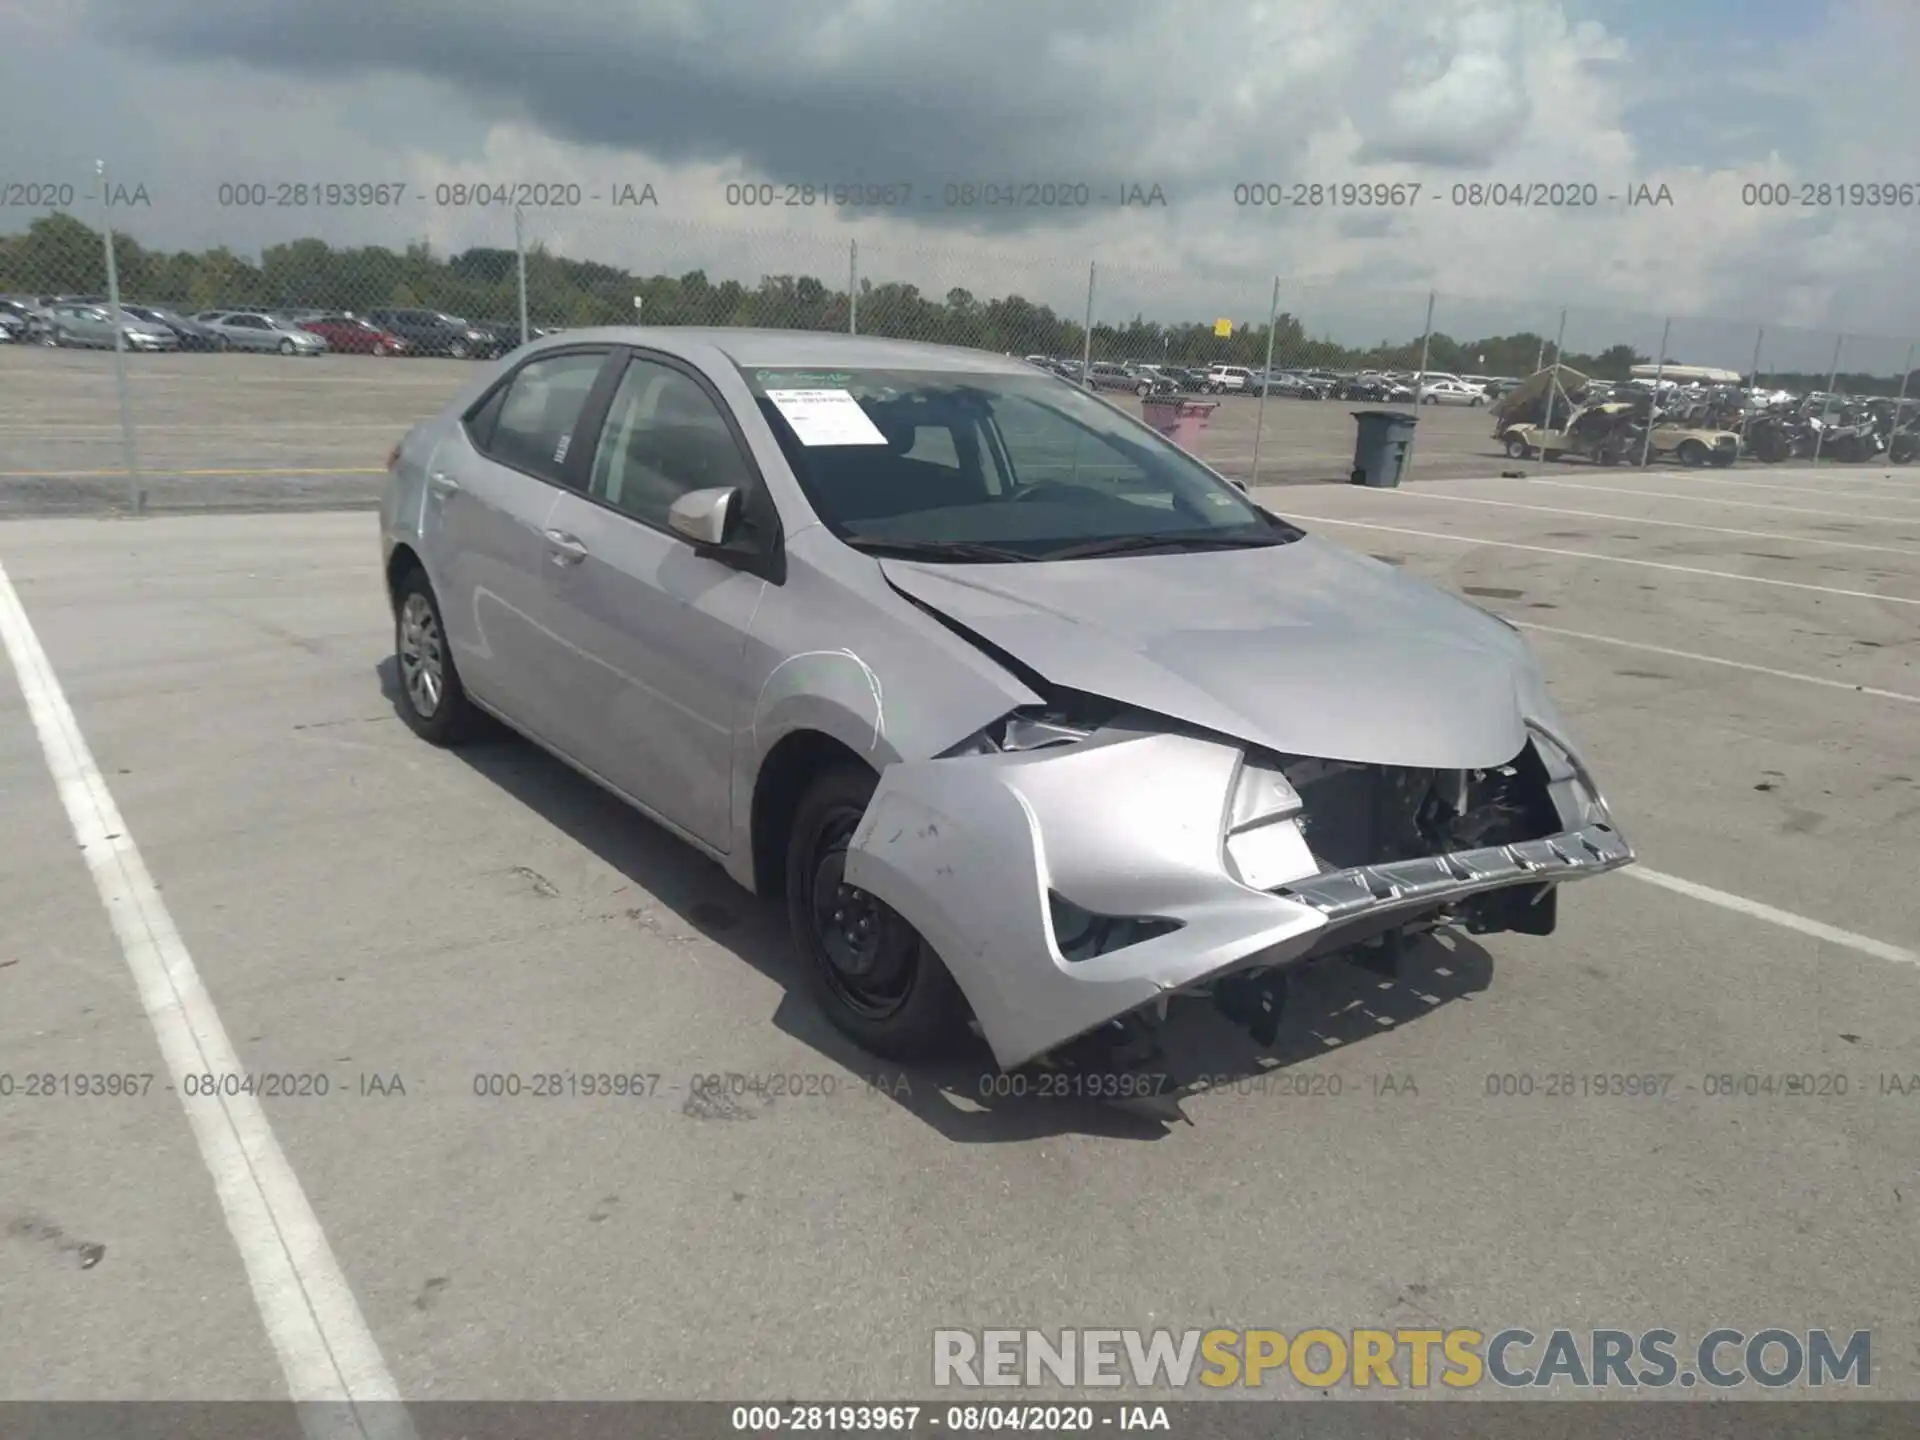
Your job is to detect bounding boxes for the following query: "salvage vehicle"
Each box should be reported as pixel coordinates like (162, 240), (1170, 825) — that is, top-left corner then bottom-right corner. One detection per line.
(380, 330), (1635, 1070)
(1494, 366), (1740, 466)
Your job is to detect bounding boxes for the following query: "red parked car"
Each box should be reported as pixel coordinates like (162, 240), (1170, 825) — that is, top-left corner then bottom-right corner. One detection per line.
(298, 314), (410, 356)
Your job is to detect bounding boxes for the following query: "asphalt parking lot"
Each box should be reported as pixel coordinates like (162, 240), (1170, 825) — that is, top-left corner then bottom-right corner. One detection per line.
(0, 346), (1775, 517)
(1, 367), (1917, 1407)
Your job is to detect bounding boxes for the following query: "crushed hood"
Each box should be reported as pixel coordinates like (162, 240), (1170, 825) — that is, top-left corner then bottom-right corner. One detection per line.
(882, 536), (1552, 769)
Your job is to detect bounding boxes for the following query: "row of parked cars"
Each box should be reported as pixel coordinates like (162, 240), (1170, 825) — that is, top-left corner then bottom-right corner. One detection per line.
(1020, 355), (1523, 405)
(0, 294), (561, 359)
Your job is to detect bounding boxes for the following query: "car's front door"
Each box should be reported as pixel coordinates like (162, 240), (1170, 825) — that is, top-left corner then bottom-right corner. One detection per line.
(225, 315), (270, 351)
(419, 346), (620, 744)
(538, 349), (773, 848)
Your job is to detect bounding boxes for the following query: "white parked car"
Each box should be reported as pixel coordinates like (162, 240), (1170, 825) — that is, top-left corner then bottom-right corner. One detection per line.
(1205, 366), (1259, 394)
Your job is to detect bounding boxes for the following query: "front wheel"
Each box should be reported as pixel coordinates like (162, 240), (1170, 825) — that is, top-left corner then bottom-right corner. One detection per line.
(52, 327), (67, 347)
(784, 767), (972, 1062)
(279, 338), (295, 355)
(1503, 434), (1531, 459)
(1678, 441), (1708, 467)
(1136, 382), (1150, 397)
(449, 337), (471, 360)
(392, 568), (484, 746)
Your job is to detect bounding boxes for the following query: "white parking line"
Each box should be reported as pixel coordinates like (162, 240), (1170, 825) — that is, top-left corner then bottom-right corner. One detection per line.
(1518, 477), (1920, 527)
(1384, 489), (1920, 557)
(0, 561), (414, 1439)
(1277, 513), (1920, 606)
(1627, 868), (1918, 967)
(1637, 472), (1920, 506)
(1515, 621), (1920, 704)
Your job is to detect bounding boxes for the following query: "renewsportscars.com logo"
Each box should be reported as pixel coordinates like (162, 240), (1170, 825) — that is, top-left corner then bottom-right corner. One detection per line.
(933, 1328), (1871, 1391)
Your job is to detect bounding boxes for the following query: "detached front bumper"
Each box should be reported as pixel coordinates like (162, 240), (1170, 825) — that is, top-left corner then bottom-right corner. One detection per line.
(845, 722), (1633, 1071)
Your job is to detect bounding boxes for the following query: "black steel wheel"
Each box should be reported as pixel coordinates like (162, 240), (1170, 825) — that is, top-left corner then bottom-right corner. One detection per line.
(784, 767), (971, 1060)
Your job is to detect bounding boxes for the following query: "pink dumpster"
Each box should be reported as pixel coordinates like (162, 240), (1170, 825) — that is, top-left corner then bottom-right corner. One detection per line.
(1141, 395), (1219, 452)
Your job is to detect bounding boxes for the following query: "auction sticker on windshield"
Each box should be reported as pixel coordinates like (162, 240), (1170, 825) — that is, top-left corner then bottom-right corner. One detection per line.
(765, 388), (889, 446)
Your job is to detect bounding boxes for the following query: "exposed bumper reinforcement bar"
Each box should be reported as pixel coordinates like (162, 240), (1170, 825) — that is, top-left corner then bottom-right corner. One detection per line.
(1273, 823), (1635, 924)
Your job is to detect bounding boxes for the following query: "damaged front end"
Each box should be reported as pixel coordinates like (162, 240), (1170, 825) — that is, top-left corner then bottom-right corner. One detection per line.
(843, 706), (1632, 1071)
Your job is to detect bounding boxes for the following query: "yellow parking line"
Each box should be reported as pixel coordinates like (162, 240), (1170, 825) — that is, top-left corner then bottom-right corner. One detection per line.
(0, 467), (387, 478)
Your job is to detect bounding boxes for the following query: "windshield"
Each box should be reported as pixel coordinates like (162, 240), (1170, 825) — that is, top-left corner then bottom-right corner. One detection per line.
(740, 365), (1297, 561)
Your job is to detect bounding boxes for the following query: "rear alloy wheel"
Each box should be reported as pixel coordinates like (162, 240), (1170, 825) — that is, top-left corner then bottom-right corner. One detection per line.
(1503, 434), (1531, 460)
(393, 568), (483, 746)
(784, 767), (971, 1062)
(372, 342), (389, 357)
(1136, 382), (1151, 397)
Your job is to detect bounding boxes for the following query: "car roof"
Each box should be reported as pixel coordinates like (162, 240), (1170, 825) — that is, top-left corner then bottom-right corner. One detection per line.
(522, 327), (1033, 375)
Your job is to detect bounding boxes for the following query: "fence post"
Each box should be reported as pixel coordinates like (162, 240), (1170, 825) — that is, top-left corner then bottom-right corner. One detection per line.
(1812, 333), (1843, 464)
(1895, 342), (1915, 411)
(848, 241), (858, 335)
(1636, 317), (1672, 468)
(1079, 261), (1096, 385)
(97, 160), (143, 515)
(513, 206), (529, 346)
(1544, 307), (1568, 429)
(1741, 326), (1763, 442)
(1412, 290), (1435, 401)
(1249, 276), (1280, 487)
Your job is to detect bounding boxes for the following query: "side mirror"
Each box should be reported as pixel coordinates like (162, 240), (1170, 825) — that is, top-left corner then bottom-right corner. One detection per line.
(1227, 478), (1249, 494)
(667, 486), (739, 547)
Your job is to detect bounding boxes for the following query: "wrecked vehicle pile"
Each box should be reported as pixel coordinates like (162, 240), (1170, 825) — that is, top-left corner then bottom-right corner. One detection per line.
(380, 330), (1636, 1076)
(1494, 365), (1741, 467)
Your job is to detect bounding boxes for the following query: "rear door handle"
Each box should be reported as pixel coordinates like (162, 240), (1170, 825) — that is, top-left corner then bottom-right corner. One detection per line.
(544, 529), (588, 565)
(428, 471), (460, 496)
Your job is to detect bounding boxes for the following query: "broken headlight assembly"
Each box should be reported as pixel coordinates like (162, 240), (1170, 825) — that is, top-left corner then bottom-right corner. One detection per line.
(1526, 724), (1616, 831)
(1221, 757), (1319, 891)
(938, 700), (1116, 757)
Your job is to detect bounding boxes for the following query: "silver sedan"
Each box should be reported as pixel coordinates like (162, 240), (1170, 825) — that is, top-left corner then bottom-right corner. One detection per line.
(380, 330), (1633, 1071)
(203, 310), (329, 354)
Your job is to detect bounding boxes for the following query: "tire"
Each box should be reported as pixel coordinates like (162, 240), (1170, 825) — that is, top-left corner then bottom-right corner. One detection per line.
(1503, 434), (1531, 460)
(392, 567), (484, 746)
(784, 766), (972, 1062)
(52, 327), (67, 347)
(279, 338), (295, 355)
(216, 336), (230, 351)
(372, 343), (389, 357)
(1136, 382), (1150, 397)
(1678, 441), (1708, 467)
(449, 337), (471, 360)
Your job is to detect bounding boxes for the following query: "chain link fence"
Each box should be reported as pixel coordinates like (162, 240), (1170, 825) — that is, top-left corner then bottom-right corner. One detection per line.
(4, 197), (1918, 510)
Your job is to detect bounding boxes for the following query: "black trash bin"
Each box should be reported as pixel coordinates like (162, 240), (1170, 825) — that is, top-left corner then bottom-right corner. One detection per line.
(1350, 409), (1418, 487)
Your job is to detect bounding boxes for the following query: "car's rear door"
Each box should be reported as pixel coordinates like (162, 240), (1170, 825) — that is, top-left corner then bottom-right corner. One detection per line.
(537, 347), (775, 849)
(418, 344), (622, 744)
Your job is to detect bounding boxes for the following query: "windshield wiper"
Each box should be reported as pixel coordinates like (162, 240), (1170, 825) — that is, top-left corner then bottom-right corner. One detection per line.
(841, 535), (1033, 563)
(1039, 531), (1293, 561)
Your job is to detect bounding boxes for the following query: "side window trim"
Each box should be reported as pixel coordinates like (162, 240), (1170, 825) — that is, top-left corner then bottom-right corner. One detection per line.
(459, 345), (620, 488)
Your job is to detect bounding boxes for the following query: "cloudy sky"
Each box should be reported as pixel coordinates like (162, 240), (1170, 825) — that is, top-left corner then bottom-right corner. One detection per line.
(4, 0), (1918, 369)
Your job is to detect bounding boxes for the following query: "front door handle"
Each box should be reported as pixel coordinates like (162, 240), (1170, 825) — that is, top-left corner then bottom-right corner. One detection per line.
(544, 529), (588, 566)
(428, 471), (460, 496)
